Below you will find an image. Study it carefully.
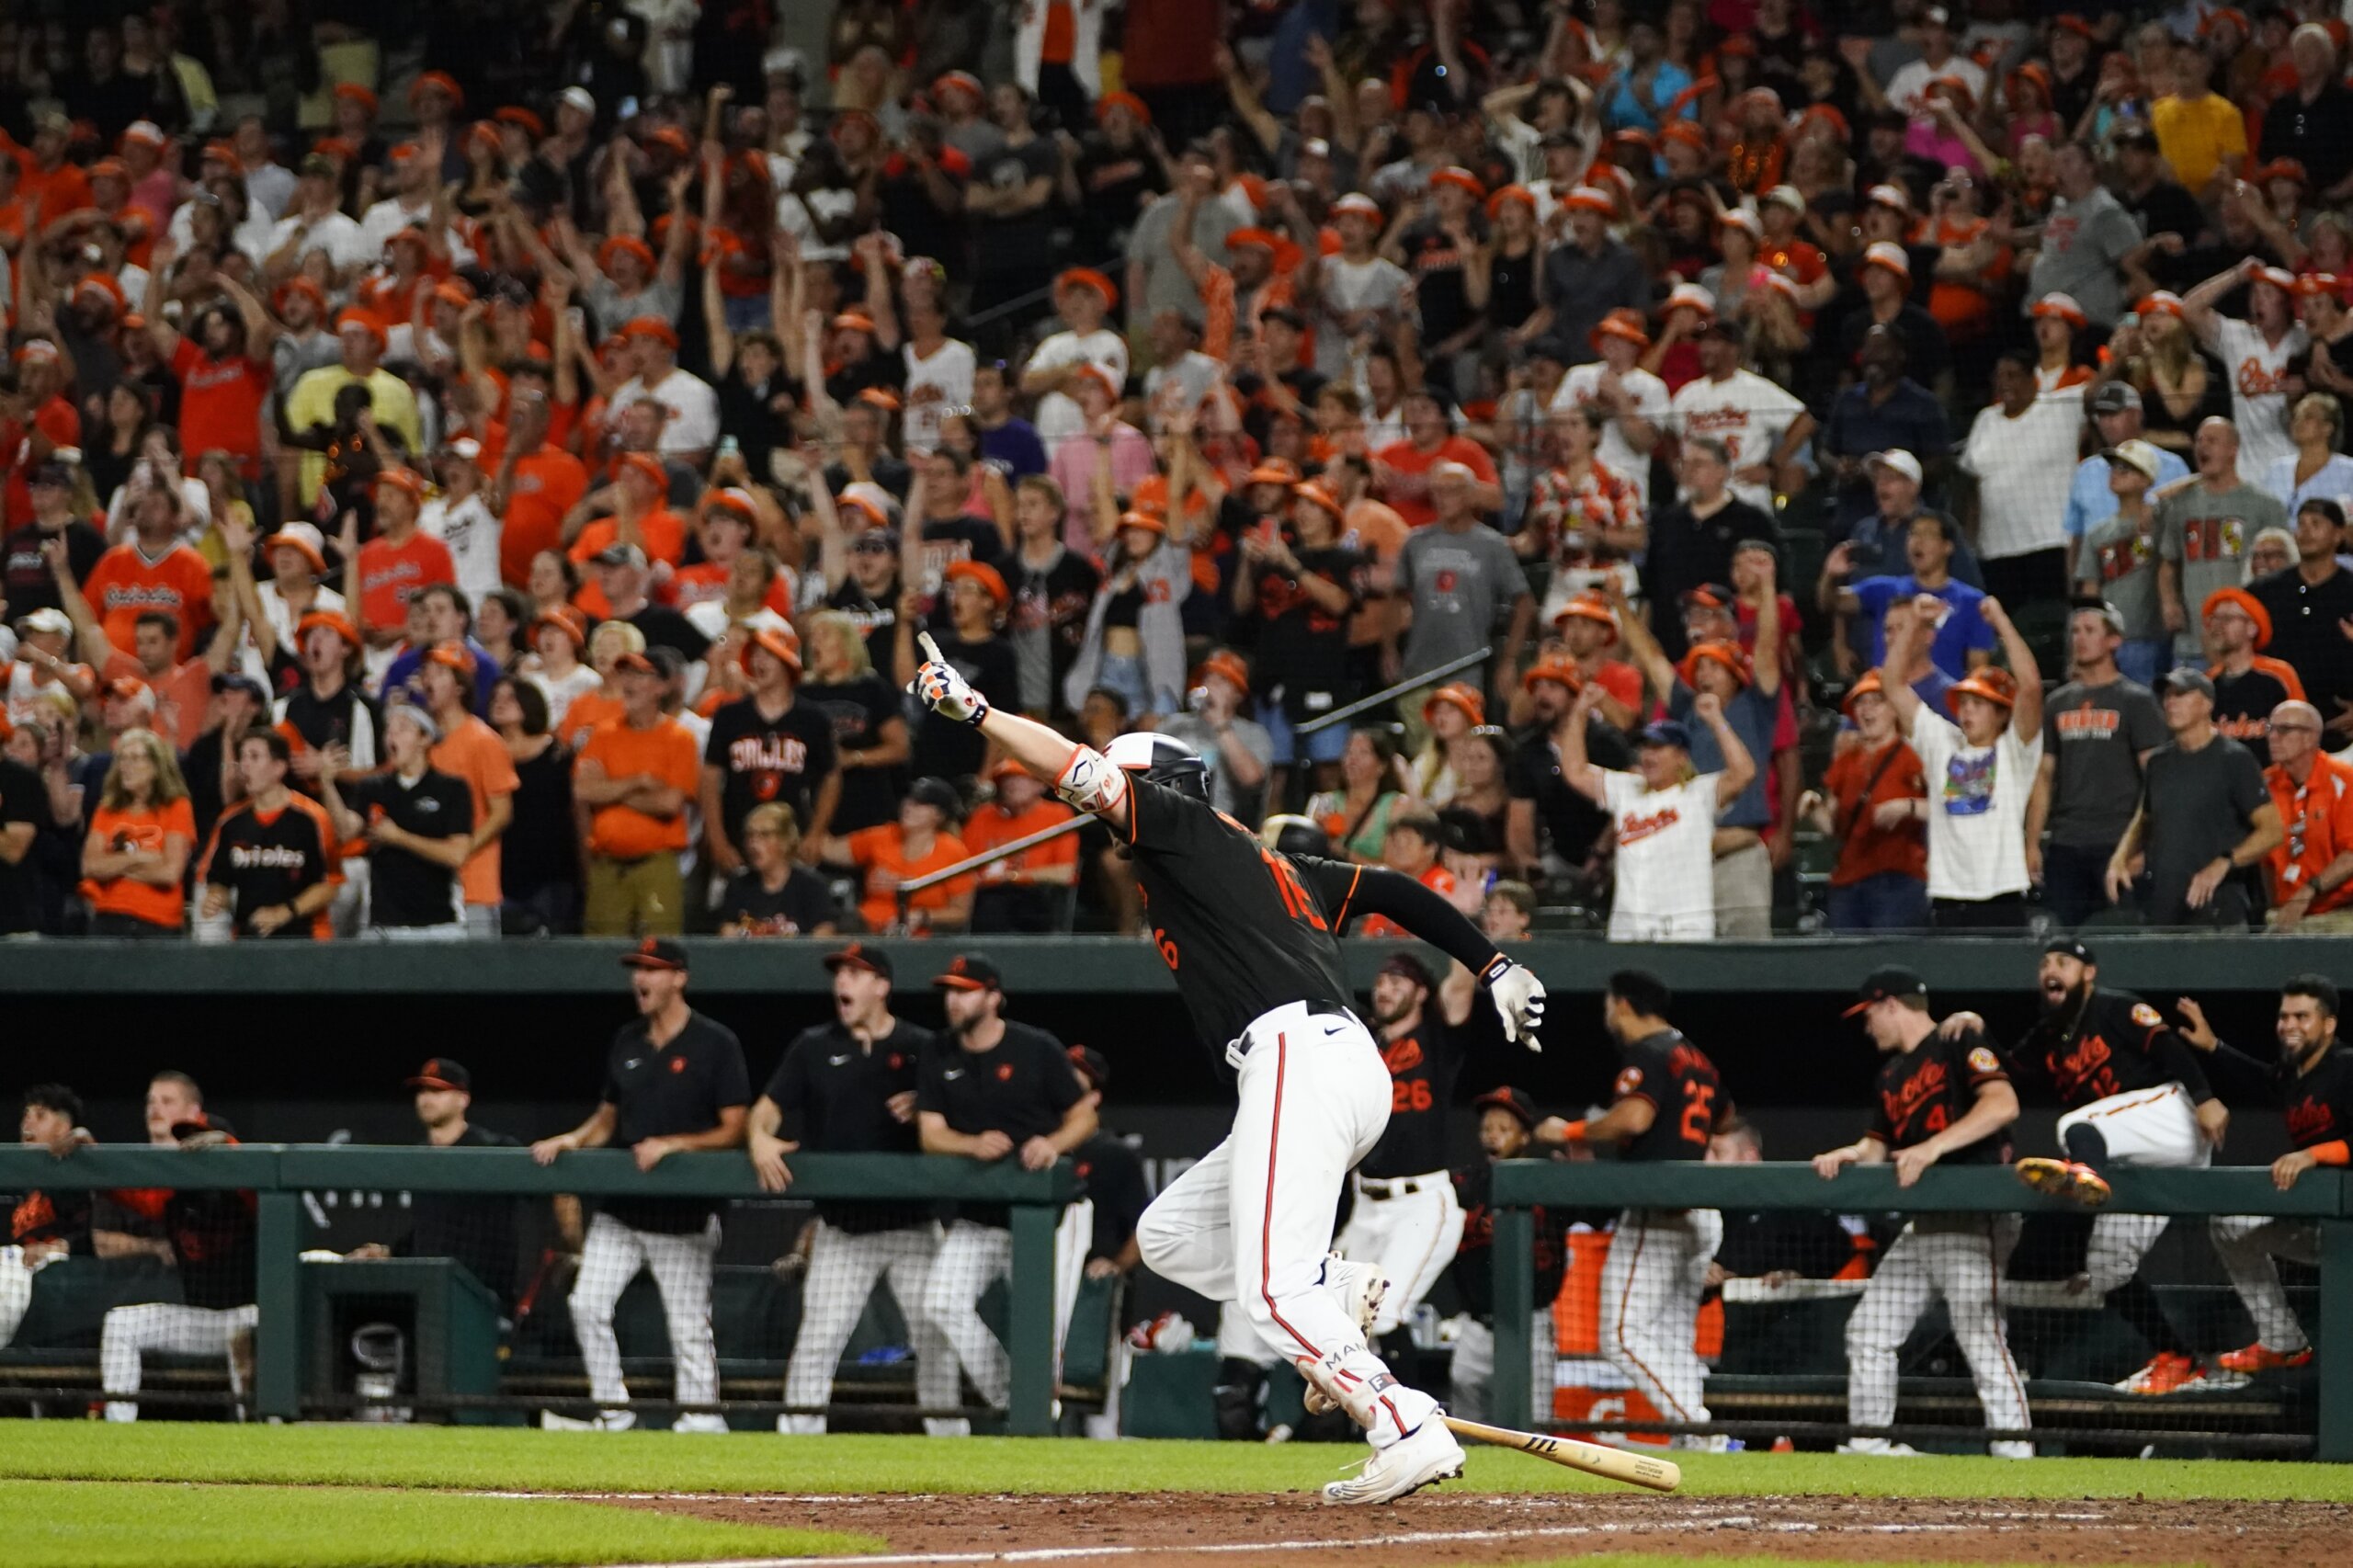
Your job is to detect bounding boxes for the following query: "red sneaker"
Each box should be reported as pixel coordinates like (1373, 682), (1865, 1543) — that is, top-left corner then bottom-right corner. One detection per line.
(2114, 1352), (2201, 1395)
(2217, 1343), (2313, 1375)
(2017, 1157), (2110, 1207)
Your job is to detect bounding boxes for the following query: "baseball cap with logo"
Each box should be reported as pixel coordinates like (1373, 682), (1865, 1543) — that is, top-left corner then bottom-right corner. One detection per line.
(2101, 439), (2163, 482)
(406, 1057), (472, 1091)
(2089, 381), (2143, 415)
(593, 541), (650, 570)
(1845, 966), (1929, 1017)
(934, 953), (1003, 992)
(621, 937), (688, 971)
(1473, 1086), (1540, 1130)
(1866, 449), (1924, 486)
(823, 942), (893, 982)
(2160, 666), (2216, 701)
(2044, 936), (2096, 964)
(1636, 720), (1692, 751)
(1068, 1046), (1111, 1093)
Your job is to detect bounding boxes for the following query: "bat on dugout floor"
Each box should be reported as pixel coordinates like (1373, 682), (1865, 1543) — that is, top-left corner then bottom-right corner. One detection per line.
(1439, 1415), (1683, 1492)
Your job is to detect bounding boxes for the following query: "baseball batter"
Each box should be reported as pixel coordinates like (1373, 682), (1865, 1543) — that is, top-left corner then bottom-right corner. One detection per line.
(2179, 976), (2350, 1376)
(747, 943), (954, 1435)
(907, 635), (1546, 1504)
(1942, 937), (2227, 1396)
(1335, 952), (1477, 1347)
(1813, 967), (2031, 1459)
(1536, 969), (1730, 1449)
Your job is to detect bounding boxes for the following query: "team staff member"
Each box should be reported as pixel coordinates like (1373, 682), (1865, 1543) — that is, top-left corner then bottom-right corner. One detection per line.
(915, 953), (1096, 1437)
(4, 1085), (94, 1350)
(1813, 967), (2031, 1460)
(2177, 977), (2351, 1378)
(197, 730), (339, 939)
(531, 940), (749, 1432)
(908, 636), (1545, 1504)
(99, 1085), (258, 1422)
(701, 626), (839, 885)
(1446, 1087), (1569, 1426)
(1535, 969), (1730, 1451)
(747, 944), (952, 1436)
(1335, 953), (1477, 1351)
(348, 1060), (528, 1315)
(1940, 938), (2228, 1397)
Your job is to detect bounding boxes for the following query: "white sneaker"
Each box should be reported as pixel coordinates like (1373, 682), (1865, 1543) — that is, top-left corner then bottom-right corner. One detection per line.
(540, 1409), (636, 1432)
(1673, 1433), (1734, 1453)
(1836, 1438), (1919, 1456)
(1302, 1256), (1392, 1416)
(1989, 1440), (2035, 1460)
(1323, 1417), (1466, 1505)
(672, 1413), (729, 1434)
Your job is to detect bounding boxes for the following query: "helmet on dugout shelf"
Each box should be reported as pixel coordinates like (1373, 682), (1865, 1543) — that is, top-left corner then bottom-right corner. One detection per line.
(1105, 732), (1210, 801)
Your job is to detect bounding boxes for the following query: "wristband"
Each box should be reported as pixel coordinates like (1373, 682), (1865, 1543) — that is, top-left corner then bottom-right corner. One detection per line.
(1479, 952), (1513, 987)
(1557, 1119), (1588, 1143)
(2313, 1141), (2351, 1167)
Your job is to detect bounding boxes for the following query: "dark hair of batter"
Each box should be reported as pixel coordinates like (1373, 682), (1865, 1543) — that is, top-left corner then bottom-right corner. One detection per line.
(2285, 974), (2341, 1020)
(1606, 969), (1672, 1021)
(22, 1083), (82, 1123)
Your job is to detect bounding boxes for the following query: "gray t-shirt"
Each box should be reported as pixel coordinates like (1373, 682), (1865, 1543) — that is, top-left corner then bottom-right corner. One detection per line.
(2041, 676), (2167, 849)
(2074, 509), (2165, 641)
(1158, 713), (1277, 822)
(2142, 734), (2268, 923)
(584, 274), (686, 341)
(2026, 187), (2142, 326)
(1395, 522), (1530, 681)
(2156, 480), (2288, 659)
(1126, 192), (1238, 325)
(1668, 680), (1777, 831)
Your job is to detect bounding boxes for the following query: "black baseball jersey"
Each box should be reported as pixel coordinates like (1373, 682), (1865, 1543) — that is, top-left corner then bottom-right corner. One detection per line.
(10, 1186), (92, 1251)
(717, 866), (838, 936)
(765, 1017), (930, 1233)
(402, 1124), (524, 1312)
(1072, 1130), (1149, 1264)
(1612, 1028), (1726, 1163)
(2280, 1044), (2353, 1153)
(702, 693), (838, 845)
(1449, 1156), (1569, 1323)
(918, 1021), (1084, 1228)
(342, 767), (472, 928)
(1362, 1011), (1465, 1179)
(1864, 1028), (2010, 1165)
(600, 1009), (752, 1233)
(198, 796), (339, 938)
(2011, 987), (2212, 1109)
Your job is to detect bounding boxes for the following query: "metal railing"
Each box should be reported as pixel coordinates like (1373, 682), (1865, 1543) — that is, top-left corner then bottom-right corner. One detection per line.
(0, 1147), (1079, 1432)
(1486, 1161), (2353, 1459)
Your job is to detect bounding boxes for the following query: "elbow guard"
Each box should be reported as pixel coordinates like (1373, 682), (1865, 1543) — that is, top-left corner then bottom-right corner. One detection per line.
(1054, 744), (1131, 818)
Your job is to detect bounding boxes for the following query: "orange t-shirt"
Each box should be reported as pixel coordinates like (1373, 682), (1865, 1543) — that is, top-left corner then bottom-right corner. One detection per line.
(1584, 657), (1644, 716)
(498, 444), (591, 586)
(557, 688), (627, 748)
(2268, 751), (2353, 915)
(1359, 861), (1457, 937)
(357, 532), (457, 632)
(82, 797), (198, 929)
(1040, 0), (1075, 62)
(963, 799), (1079, 884)
(570, 508), (687, 619)
(430, 715), (521, 906)
(1823, 738), (1929, 886)
(82, 542), (216, 662)
(847, 824), (974, 931)
(665, 563), (794, 617)
(170, 339), (272, 472)
(99, 652), (213, 750)
(4, 395), (81, 525)
(576, 717), (699, 858)
(1374, 436), (1499, 528)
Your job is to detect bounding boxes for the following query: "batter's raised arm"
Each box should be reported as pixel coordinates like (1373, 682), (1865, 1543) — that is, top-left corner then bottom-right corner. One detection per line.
(907, 632), (1140, 826)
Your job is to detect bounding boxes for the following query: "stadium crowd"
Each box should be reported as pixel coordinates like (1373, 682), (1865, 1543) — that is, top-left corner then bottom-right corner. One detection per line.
(9, 0), (2353, 941)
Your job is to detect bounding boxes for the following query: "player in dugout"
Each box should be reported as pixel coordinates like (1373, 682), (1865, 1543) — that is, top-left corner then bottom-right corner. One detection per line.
(907, 633), (1546, 1504)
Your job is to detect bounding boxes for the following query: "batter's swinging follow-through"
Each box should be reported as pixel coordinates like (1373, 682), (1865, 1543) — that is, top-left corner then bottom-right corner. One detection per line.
(911, 634), (1551, 1505)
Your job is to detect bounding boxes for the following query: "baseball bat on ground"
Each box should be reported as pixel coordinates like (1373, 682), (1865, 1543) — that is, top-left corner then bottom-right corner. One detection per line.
(1440, 1415), (1683, 1492)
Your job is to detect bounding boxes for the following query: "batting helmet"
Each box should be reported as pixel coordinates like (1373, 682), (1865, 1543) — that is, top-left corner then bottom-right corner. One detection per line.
(1105, 732), (1210, 801)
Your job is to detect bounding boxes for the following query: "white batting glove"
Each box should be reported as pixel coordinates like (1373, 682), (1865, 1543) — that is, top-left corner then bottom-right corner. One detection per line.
(909, 631), (989, 726)
(1483, 955), (1546, 1051)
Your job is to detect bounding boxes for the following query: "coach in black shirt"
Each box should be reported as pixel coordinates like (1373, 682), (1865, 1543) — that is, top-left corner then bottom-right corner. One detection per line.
(354, 1058), (527, 1314)
(319, 706), (472, 932)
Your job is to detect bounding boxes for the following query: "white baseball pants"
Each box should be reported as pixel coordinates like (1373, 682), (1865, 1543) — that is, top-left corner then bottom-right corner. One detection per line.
(2060, 1083), (2210, 1169)
(1846, 1216), (2030, 1449)
(1599, 1207), (1722, 1428)
(2210, 1215), (2319, 1355)
(1136, 1001), (1440, 1449)
(781, 1221), (953, 1435)
(1446, 1312), (1557, 1426)
(915, 1202), (1092, 1437)
(1336, 1172), (1466, 1336)
(568, 1210), (720, 1417)
(101, 1301), (260, 1421)
(0, 1248), (32, 1347)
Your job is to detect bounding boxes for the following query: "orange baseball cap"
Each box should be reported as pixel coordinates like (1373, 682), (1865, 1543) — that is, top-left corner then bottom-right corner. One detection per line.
(1421, 681), (1485, 727)
(740, 624), (804, 677)
(2201, 586), (2273, 649)
(1196, 649), (1252, 696)
(1946, 666), (2018, 714)
(1520, 658), (1585, 695)
(945, 559), (1011, 608)
(1677, 639), (1754, 690)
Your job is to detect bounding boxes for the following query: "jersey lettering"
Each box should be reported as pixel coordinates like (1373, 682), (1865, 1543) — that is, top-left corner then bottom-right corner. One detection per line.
(1678, 1080), (1716, 1144)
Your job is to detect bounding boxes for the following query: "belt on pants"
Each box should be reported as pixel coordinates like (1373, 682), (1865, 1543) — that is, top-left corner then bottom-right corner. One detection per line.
(1224, 1005), (1359, 1071)
(1356, 1170), (1448, 1201)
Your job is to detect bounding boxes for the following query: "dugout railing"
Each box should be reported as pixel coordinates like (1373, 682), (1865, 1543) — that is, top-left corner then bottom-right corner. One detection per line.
(0, 1146), (1079, 1433)
(1488, 1161), (2353, 1458)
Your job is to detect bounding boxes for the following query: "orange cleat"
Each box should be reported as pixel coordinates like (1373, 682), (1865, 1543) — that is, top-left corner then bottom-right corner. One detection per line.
(2216, 1343), (2313, 1375)
(2114, 1351), (2201, 1395)
(2017, 1157), (2111, 1207)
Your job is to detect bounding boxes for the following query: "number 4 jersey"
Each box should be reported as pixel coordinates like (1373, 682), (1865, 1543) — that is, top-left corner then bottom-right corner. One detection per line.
(1612, 1028), (1728, 1161)
(1865, 1028), (2009, 1164)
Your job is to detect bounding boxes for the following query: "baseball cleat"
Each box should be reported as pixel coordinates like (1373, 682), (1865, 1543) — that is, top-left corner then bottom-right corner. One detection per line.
(672, 1413), (730, 1433)
(1300, 1257), (1392, 1415)
(2016, 1157), (2110, 1207)
(2113, 1351), (2200, 1395)
(1836, 1438), (1921, 1457)
(1322, 1417), (1466, 1505)
(540, 1408), (637, 1431)
(1989, 1440), (2036, 1460)
(2217, 1342), (2313, 1374)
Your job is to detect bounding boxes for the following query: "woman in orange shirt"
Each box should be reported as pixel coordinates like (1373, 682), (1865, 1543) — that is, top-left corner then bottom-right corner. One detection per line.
(822, 776), (973, 935)
(80, 727), (196, 936)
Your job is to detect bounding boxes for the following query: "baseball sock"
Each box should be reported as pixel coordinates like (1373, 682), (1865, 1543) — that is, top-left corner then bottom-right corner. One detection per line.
(2109, 1275), (2188, 1358)
(2062, 1122), (2109, 1173)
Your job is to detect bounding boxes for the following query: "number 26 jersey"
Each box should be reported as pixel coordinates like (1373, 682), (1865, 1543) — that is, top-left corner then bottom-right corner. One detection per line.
(1613, 1028), (1727, 1162)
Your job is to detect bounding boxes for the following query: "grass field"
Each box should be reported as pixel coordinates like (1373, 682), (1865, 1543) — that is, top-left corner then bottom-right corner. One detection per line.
(3, 1423), (2343, 1567)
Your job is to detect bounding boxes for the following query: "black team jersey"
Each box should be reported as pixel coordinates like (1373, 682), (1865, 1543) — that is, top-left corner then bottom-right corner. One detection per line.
(2009, 988), (2213, 1109)
(2282, 1045), (2353, 1155)
(765, 1017), (930, 1233)
(199, 795), (340, 938)
(1362, 1009), (1466, 1178)
(1612, 1028), (1727, 1163)
(1449, 1156), (1570, 1323)
(1864, 1027), (2010, 1164)
(918, 1021), (1084, 1228)
(10, 1187), (93, 1250)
